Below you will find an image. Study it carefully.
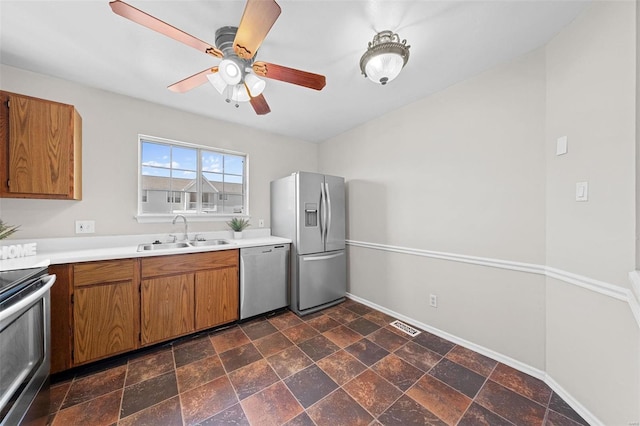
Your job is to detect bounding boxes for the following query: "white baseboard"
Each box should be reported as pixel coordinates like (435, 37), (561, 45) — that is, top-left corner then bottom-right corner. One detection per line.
(346, 292), (604, 426)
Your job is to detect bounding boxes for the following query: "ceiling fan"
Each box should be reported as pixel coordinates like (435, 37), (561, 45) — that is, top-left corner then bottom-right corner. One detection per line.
(109, 0), (326, 115)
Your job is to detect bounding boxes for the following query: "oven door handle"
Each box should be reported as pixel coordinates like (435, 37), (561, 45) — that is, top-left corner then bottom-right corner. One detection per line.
(0, 274), (56, 322)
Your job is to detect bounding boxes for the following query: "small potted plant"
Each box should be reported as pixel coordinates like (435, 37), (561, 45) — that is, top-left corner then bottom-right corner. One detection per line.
(0, 219), (20, 240)
(227, 217), (250, 239)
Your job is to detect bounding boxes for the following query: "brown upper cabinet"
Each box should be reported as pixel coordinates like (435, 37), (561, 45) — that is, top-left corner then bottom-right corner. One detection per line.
(0, 91), (82, 199)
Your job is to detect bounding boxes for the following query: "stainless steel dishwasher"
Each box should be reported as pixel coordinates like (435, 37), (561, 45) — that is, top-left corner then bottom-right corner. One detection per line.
(240, 244), (290, 320)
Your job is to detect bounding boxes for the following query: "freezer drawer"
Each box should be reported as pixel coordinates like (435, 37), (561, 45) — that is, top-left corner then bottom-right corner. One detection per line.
(297, 250), (346, 311)
(240, 245), (289, 320)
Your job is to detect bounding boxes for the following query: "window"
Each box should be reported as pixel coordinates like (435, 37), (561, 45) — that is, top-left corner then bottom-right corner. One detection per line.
(138, 135), (247, 218)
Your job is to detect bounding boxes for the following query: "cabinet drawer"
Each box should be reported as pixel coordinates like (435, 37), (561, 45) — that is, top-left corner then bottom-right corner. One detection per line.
(141, 249), (239, 278)
(74, 259), (135, 287)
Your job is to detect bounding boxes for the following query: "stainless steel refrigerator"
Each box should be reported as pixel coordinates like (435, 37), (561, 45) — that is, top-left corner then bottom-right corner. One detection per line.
(271, 171), (346, 316)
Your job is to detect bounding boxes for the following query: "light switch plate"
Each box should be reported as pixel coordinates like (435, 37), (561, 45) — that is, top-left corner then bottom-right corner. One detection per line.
(576, 182), (589, 201)
(75, 220), (95, 234)
(556, 136), (568, 156)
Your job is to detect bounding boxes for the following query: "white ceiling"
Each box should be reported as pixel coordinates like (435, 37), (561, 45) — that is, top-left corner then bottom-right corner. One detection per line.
(0, 0), (589, 143)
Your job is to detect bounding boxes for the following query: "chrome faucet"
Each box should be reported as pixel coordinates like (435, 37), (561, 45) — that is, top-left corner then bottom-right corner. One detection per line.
(172, 214), (188, 241)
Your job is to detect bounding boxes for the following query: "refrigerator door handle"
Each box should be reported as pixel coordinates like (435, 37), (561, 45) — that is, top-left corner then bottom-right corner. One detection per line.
(325, 182), (332, 241)
(320, 182), (327, 244)
(302, 251), (345, 261)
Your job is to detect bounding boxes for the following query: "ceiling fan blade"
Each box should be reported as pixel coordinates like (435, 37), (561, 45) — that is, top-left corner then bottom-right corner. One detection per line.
(253, 62), (326, 90)
(168, 67), (218, 93)
(109, 0), (223, 58)
(249, 93), (271, 115)
(233, 0), (281, 60)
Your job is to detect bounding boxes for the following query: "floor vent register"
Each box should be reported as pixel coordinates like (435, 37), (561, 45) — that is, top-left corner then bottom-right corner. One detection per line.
(389, 320), (421, 337)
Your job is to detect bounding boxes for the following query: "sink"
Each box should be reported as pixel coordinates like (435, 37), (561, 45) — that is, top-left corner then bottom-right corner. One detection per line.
(190, 239), (230, 247)
(137, 242), (190, 251)
(137, 239), (231, 252)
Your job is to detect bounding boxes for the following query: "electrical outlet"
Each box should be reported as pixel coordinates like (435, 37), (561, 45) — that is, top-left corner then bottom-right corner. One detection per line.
(75, 220), (95, 234)
(429, 294), (438, 308)
(258, 219), (265, 228)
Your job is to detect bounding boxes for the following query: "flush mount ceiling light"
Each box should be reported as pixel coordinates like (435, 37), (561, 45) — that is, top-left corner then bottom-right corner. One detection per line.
(360, 30), (410, 85)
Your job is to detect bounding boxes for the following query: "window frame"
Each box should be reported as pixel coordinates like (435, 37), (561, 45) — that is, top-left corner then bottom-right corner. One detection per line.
(135, 134), (249, 223)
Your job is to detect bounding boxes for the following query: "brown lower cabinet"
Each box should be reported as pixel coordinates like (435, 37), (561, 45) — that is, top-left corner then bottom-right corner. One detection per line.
(49, 249), (239, 372)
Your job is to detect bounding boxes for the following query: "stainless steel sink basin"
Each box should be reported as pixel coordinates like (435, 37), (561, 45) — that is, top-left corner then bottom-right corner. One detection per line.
(190, 239), (230, 247)
(137, 242), (190, 251)
(137, 239), (231, 252)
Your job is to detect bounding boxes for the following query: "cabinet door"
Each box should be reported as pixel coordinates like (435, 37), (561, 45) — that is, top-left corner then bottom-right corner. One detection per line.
(73, 281), (136, 364)
(195, 267), (239, 330)
(141, 274), (194, 345)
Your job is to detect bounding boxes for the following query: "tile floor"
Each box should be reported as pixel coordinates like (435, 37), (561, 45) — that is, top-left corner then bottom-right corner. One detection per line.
(48, 299), (589, 426)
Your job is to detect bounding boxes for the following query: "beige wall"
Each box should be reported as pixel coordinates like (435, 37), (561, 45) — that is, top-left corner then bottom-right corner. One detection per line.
(544, 1), (640, 423)
(0, 65), (318, 239)
(320, 1), (639, 423)
(321, 48), (548, 369)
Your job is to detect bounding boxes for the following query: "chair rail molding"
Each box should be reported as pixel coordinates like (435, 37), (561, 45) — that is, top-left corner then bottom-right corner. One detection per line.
(346, 240), (640, 329)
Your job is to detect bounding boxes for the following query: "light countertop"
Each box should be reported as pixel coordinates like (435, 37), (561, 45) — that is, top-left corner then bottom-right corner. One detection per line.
(0, 229), (290, 271)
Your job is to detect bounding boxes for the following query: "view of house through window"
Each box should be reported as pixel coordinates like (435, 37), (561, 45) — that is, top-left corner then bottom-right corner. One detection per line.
(139, 136), (246, 216)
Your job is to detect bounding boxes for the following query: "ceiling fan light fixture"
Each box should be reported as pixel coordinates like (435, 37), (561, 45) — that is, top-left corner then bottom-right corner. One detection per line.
(206, 72), (227, 94)
(219, 58), (243, 85)
(360, 30), (410, 85)
(230, 84), (251, 103)
(244, 73), (266, 97)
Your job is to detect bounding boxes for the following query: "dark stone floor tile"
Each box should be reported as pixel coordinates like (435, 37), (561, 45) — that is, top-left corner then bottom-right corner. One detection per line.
(343, 301), (372, 316)
(173, 336), (215, 368)
(121, 370), (178, 418)
(367, 327), (409, 352)
(457, 402), (513, 426)
(176, 354), (225, 393)
(372, 353), (424, 391)
(284, 411), (316, 426)
(199, 403), (249, 426)
(241, 382), (304, 425)
(181, 376), (238, 425)
(268, 311), (303, 330)
(306, 314), (341, 332)
(267, 345), (313, 379)
(228, 359), (280, 400)
(52, 389), (122, 426)
(219, 342), (263, 372)
(490, 363), (552, 406)
(316, 349), (367, 386)
(475, 380), (546, 426)
(281, 322), (319, 344)
(406, 374), (472, 425)
(394, 341), (442, 372)
(307, 389), (373, 426)
(346, 317), (381, 336)
(412, 331), (456, 356)
(49, 382), (71, 414)
(297, 334), (340, 361)
(242, 320), (278, 340)
(210, 327), (250, 353)
(546, 409), (588, 426)
(126, 348), (174, 386)
(61, 365), (127, 409)
(377, 394), (447, 426)
(326, 306), (361, 323)
(429, 358), (486, 398)
(323, 325), (363, 348)
(284, 365), (338, 408)
(548, 392), (589, 425)
(445, 345), (497, 377)
(254, 331), (293, 357)
(119, 396), (182, 426)
(345, 338), (389, 366)
(343, 369), (402, 416)
(362, 310), (396, 327)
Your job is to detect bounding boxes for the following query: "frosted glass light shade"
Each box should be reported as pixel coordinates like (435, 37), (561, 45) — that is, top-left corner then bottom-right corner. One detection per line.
(206, 72), (227, 94)
(364, 53), (404, 85)
(230, 84), (250, 102)
(244, 73), (266, 97)
(219, 59), (242, 85)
